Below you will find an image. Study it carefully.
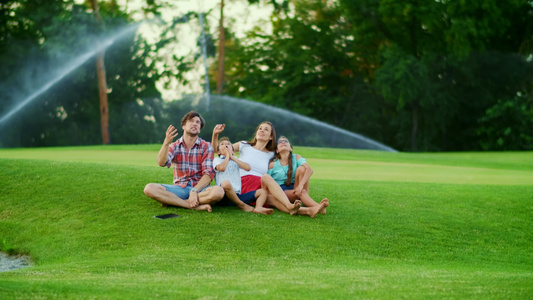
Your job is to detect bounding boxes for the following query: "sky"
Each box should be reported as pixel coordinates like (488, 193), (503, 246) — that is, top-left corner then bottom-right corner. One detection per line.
(114, 0), (274, 100)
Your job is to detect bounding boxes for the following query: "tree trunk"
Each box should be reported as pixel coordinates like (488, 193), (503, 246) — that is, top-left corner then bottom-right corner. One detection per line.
(217, 0), (225, 94)
(91, 0), (110, 145)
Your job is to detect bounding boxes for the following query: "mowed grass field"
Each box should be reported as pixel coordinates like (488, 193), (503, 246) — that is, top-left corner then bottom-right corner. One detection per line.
(0, 145), (532, 299)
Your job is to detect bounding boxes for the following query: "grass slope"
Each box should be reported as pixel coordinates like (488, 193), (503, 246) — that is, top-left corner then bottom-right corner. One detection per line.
(0, 146), (532, 299)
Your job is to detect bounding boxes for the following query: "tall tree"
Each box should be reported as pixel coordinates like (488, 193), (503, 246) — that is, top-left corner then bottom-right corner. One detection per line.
(0, 0), (164, 147)
(90, 0), (110, 145)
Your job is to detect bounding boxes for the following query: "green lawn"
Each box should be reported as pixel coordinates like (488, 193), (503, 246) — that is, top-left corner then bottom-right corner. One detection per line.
(0, 146), (532, 299)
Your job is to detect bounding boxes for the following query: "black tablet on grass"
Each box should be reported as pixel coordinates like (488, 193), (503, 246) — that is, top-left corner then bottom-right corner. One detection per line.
(154, 213), (180, 219)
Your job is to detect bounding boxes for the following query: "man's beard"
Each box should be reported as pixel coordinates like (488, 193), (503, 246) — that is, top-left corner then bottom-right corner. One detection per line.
(184, 129), (199, 138)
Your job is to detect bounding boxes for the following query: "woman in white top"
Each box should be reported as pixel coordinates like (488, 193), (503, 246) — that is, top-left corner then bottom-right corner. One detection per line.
(212, 122), (323, 217)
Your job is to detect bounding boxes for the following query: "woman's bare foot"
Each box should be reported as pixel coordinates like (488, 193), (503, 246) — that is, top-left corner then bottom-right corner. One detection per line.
(320, 198), (329, 214)
(194, 204), (212, 212)
(308, 202), (326, 218)
(289, 200), (302, 215)
(253, 207), (274, 215)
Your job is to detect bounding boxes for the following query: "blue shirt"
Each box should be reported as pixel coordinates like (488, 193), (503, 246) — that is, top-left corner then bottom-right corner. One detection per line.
(267, 154), (307, 185)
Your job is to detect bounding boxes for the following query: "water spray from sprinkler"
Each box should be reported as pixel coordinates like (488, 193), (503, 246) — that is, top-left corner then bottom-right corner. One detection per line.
(0, 23), (141, 125)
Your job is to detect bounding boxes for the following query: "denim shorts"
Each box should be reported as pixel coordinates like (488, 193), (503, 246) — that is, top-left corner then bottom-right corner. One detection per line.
(217, 190), (257, 206)
(238, 190), (258, 204)
(279, 183), (294, 191)
(161, 184), (208, 200)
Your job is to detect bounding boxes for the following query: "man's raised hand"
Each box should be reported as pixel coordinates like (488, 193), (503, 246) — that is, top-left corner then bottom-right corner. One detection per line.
(164, 125), (179, 145)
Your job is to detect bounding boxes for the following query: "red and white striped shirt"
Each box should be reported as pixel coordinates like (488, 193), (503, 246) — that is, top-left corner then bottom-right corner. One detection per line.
(164, 137), (215, 187)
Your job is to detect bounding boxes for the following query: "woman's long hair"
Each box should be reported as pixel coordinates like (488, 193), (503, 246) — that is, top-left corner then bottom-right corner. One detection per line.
(248, 121), (277, 152)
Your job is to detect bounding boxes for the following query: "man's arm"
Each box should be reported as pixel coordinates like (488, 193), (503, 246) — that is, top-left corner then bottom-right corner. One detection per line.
(193, 174), (214, 192)
(188, 173), (213, 208)
(157, 125), (179, 166)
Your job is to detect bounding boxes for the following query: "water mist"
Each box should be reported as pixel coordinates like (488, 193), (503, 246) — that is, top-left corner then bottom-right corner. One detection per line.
(0, 23), (141, 125)
(179, 95), (397, 152)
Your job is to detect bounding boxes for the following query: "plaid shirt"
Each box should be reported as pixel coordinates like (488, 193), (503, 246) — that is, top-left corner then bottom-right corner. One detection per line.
(164, 137), (215, 187)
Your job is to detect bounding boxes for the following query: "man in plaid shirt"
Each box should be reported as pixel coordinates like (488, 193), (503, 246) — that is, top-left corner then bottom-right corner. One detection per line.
(144, 111), (224, 211)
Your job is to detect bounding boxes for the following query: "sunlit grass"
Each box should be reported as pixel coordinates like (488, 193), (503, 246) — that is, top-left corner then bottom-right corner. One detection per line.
(0, 146), (532, 298)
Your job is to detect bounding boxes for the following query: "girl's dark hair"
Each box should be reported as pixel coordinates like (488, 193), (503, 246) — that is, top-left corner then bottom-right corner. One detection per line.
(285, 151), (294, 186)
(270, 136), (293, 186)
(248, 121), (277, 152)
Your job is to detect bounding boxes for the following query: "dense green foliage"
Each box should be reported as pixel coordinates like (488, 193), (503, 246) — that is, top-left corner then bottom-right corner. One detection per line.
(1, 0), (532, 151)
(219, 0), (533, 151)
(0, 146), (532, 298)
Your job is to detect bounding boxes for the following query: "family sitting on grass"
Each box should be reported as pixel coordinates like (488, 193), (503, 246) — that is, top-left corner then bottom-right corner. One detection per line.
(143, 110), (329, 218)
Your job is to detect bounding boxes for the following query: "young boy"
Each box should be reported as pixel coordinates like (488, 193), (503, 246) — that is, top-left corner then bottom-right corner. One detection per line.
(213, 137), (273, 215)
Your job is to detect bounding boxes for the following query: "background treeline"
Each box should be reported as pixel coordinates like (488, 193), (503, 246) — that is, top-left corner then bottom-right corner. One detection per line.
(1, 0), (532, 151)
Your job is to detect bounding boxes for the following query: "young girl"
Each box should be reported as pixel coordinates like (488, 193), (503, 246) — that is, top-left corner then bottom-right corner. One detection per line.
(212, 122), (325, 217)
(268, 136), (329, 214)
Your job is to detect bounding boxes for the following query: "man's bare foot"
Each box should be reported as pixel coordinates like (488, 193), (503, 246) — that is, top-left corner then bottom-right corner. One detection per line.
(320, 198), (329, 214)
(308, 202), (325, 218)
(289, 200), (302, 215)
(239, 204), (255, 213)
(194, 204), (212, 212)
(188, 198), (199, 208)
(161, 203), (168, 208)
(253, 207), (274, 215)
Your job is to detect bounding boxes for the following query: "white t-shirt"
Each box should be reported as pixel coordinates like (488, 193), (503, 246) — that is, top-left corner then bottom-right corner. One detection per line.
(238, 141), (274, 177)
(213, 156), (242, 194)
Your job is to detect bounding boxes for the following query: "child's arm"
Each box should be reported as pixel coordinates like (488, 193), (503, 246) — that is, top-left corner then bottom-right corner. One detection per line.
(231, 156), (251, 171)
(294, 154), (313, 196)
(211, 124), (225, 152)
(216, 152), (231, 172)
